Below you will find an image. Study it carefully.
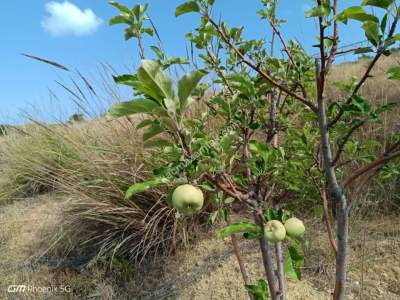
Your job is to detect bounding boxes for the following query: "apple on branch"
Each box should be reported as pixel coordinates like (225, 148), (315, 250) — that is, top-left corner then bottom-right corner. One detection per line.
(284, 217), (305, 237)
(172, 184), (204, 217)
(264, 220), (286, 243)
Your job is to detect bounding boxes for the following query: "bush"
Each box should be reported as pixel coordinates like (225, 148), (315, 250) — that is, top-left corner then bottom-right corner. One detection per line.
(0, 119), (204, 264)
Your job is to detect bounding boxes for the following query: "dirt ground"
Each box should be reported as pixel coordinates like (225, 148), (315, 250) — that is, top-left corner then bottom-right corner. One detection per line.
(0, 195), (399, 299)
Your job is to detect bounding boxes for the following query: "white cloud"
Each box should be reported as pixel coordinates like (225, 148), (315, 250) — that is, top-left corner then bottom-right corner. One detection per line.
(41, 1), (103, 37)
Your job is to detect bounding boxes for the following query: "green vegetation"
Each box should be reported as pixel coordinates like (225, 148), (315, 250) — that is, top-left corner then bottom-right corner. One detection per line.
(0, 0), (399, 299)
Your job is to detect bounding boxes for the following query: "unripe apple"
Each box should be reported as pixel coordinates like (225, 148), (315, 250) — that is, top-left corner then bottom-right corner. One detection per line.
(284, 217), (305, 237)
(264, 220), (286, 243)
(171, 184), (204, 217)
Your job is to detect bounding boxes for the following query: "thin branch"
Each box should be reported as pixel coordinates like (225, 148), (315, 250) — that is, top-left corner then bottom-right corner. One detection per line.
(325, 0), (339, 74)
(343, 150), (400, 187)
(206, 48), (235, 95)
(332, 119), (367, 165)
(204, 13), (318, 113)
(329, 11), (400, 128)
(335, 47), (366, 56)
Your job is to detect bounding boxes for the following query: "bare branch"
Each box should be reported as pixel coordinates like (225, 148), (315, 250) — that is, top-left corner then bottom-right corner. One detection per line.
(325, 0), (339, 74)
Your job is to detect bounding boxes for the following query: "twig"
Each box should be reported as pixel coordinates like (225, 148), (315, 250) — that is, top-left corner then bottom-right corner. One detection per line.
(204, 13), (318, 114)
(325, 0), (339, 74)
(332, 119), (367, 165)
(329, 11), (400, 128)
(343, 150), (400, 188)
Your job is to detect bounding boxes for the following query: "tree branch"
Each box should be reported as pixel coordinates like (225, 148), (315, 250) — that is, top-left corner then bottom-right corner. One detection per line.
(343, 150), (400, 188)
(204, 13), (318, 114)
(332, 119), (367, 165)
(325, 0), (339, 74)
(329, 11), (399, 128)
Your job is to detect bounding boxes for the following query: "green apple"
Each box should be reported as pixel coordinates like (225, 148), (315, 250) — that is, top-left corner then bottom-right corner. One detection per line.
(264, 220), (286, 243)
(284, 217), (305, 237)
(171, 184), (204, 216)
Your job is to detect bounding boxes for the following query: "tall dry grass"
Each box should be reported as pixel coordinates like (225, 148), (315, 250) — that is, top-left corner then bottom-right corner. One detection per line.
(327, 52), (400, 214)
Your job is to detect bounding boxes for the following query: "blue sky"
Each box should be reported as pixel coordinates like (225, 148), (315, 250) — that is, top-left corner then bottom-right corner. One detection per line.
(0, 0), (366, 123)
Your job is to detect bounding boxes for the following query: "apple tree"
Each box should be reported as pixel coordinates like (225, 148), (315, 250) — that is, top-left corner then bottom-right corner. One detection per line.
(107, 0), (400, 299)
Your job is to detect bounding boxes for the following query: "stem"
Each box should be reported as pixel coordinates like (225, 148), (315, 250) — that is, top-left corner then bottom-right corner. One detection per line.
(243, 127), (278, 299)
(274, 242), (286, 300)
(315, 58), (348, 300)
(254, 211), (279, 300)
(137, 31), (145, 59)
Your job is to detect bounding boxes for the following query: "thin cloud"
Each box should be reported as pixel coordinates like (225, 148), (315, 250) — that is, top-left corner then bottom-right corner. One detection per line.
(41, 1), (103, 37)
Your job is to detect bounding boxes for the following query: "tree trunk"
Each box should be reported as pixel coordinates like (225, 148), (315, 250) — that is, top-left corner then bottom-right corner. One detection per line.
(316, 59), (348, 300)
(275, 242), (286, 300)
(254, 212), (279, 300)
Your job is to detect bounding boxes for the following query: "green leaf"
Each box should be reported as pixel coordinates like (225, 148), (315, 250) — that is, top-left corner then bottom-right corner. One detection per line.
(216, 221), (261, 239)
(175, 1), (200, 17)
(133, 3), (149, 21)
(137, 60), (175, 102)
(143, 139), (171, 148)
(125, 177), (168, 198)
(150, 46), (165, 60)
(249, 140), (274, 163)
(362, 0), (395, 9)
(124, 28), (136, 40)
(337, 6), (379, 24)
(163, 56), (190, 69)
(164, 98), (178, 115)
(201, 181), (216, 191)
(362, 21), (380, 46)
(143, 27), (154, 36)
(136, 119), (154, 129)
(243, 231), (261, 239)
(305, 6), (328, 18)
(178, 70), (207, 111)
(106, 99), (160, 120)
(209, 211), (218, 225)
(387, 66), (400, 80)
(381, 13), (388, 33)
(109, 1), (131, 14)
(220, 208), (228, 222)
(143, 124), (164, 141)
(284, 246), (304, 280)
(342, 95), (371, 114)
(113, 74), (137, 86)
(245, 279), (269, 300)
(109, 15), (132, 26)
(211, 96), (230, 116)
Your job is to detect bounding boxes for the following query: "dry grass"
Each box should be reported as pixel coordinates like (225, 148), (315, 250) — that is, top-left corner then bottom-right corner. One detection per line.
(0, 118), (206, 268)
(1, 194), (397, 299)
